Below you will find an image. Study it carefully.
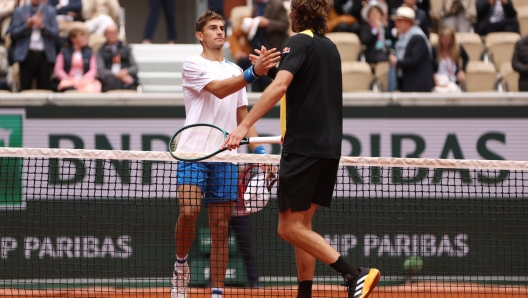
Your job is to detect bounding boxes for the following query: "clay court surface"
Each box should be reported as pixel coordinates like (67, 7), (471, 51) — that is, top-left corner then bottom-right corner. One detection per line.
(1, 283), (527, 298)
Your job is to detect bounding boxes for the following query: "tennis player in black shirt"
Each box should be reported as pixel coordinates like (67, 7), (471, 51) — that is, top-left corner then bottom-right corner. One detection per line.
(222, 1), (380, 297)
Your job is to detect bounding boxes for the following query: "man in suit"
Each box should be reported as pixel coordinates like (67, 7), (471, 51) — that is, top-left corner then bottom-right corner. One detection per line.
(96, 24), (138, 92)
(388, 7), (434, 92)
(10, 0), (59, 90)
(387, 0), (429, 43)
(476, 0), (519, 36)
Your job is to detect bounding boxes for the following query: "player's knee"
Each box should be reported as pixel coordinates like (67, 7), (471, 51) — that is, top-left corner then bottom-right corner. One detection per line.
(277, 223), (292, 242)
(211, 224), (229, 239)
(178, 207), (200, 222)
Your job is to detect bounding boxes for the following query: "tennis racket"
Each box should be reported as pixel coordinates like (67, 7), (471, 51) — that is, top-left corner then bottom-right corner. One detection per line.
(168, 123), (282, 161)
(242, 164), (278, 213)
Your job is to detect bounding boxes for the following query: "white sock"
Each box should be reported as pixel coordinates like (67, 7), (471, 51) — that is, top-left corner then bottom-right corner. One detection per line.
(175, 254), (188, 272)
(211, 287), (223, 298)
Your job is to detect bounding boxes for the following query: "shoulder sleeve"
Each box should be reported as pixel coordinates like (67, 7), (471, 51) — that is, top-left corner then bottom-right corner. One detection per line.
(237, 86), (248, 108)
(182, 58), (218, 93)
(278, 35), (313, 76)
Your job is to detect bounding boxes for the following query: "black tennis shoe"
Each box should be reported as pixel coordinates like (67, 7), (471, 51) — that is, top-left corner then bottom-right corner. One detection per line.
(343, 267), (381, 298)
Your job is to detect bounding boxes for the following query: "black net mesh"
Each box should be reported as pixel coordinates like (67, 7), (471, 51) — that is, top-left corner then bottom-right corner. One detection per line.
(0, 150), (527, 297)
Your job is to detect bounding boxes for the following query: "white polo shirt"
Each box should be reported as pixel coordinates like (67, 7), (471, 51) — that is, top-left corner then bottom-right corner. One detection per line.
(181, 55), (248, 135)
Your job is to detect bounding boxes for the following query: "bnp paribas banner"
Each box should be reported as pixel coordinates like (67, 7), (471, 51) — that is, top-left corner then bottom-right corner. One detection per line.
(0, 107), (527, 286)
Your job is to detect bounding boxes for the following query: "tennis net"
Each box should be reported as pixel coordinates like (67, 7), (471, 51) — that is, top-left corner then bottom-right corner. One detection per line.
(0, 147), (527, 298)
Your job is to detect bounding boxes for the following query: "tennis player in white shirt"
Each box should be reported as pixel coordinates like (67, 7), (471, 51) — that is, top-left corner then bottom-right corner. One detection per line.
(171, 10), (280, 298)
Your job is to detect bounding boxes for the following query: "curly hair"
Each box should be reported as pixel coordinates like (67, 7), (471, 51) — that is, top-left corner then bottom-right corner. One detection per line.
(195, 10), (224, 32)
(290, 0), (330, 35)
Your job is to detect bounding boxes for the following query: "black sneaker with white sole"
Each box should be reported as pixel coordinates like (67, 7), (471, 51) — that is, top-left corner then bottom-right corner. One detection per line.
(343, 267), (381, 298)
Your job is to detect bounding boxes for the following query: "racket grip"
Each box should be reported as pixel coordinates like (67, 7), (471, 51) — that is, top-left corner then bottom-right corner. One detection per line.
(248, 136), (283, 144)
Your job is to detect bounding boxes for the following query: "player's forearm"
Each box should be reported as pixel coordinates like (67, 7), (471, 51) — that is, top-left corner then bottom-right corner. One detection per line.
(240, 81), (286, 130)
(246, 125), (260, 151)
(205, 75), (248, 99)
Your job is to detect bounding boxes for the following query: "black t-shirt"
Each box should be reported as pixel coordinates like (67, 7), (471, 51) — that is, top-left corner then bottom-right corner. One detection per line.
(278, 30), (343, 159)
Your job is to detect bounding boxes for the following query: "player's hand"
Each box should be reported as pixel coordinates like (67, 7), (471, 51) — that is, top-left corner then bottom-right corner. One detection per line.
(253, 46), (281, 76)
(221, 125), (250, 151)
(248, 48), (265, 65)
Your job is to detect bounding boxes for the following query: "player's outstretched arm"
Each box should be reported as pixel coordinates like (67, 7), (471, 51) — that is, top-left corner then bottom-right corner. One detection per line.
(221, 70), (293, 151)
(236, 106), (260, 152)
(203, 47), (281, 99)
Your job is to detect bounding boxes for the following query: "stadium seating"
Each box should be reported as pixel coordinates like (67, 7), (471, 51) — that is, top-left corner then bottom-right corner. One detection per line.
(517, 6), (528, 36)
(132, 44), (202, 93)
(500, 62), (519, 92)
(229, 6), (251, 29)
(430, 0), (443, 18)
(429, 32), (439, 47)
(456, 32), (485, 61)
(341, 61), (374, 92)
(512, 0), (528, 8)
(326, 32), (362, 62)
(464, 61), (498, 92)
(374, 61), (390, 92)
(485, 32), (521, 69)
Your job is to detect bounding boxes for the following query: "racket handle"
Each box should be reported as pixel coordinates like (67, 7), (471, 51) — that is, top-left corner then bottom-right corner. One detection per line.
(247, 136), (283, 144)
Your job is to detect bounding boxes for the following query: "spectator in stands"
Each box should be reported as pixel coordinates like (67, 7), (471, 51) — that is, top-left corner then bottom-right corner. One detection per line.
(82, 0), (119, 35)
(388, 7), (434, 92)
(388, 0), (430, 16)
(388, 0), (429, 43)
(96, 24), (138, 92)
(228, 0), (288, 92)
(209, 0), (224, 19)
(54, 24), (101, 92)
(48, 0), (82, 33)
(432, 26), (468, 92)
(511, 35), (528, 91)
(0, 0), (19, 42)
(10, 0), (59, 91)
(476, 0), (519, 36)
(327, 1), (362, 35)
(142, 0), (176, 44)
(437, 0), (476, 32)
(360, 2), (391, 64)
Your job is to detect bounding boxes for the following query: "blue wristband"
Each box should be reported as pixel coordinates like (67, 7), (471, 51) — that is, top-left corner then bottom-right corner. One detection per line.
(243, 65), (259, 84)
(253, 145), (266, 154)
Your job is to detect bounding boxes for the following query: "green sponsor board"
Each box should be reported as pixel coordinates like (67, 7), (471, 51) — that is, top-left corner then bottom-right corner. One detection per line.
(0, 198), (527, 286)
(0, 114), (23, 208)
(189, 256), (248, 286)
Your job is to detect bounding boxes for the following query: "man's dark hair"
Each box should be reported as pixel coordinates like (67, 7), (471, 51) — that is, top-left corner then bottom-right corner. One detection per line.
(195, 10), (225, 32)
(290, 0), (330, 35)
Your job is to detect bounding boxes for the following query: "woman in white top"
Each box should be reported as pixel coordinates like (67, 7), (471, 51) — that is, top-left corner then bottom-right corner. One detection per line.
(433, 26), (469, 92)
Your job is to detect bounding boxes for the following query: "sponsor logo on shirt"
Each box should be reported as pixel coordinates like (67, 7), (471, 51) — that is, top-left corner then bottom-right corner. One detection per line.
(198, 71), (207, 78)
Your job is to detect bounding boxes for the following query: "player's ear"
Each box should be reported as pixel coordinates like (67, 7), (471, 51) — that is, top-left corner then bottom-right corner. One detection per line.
(196, 31), (203, 42)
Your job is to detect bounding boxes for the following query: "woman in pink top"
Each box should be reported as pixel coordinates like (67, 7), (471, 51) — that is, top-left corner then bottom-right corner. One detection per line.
(54, 24), (101, 92)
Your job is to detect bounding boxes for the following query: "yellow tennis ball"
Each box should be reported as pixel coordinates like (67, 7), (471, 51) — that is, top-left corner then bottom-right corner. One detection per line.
(403, 256), (423, 273)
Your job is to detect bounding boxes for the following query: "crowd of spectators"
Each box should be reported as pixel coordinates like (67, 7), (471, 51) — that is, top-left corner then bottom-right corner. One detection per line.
(2, 0), (528, 93)
(220, 0), (521, 93)
(0, 0), (138, 93)
(222, 0), (528, 93)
